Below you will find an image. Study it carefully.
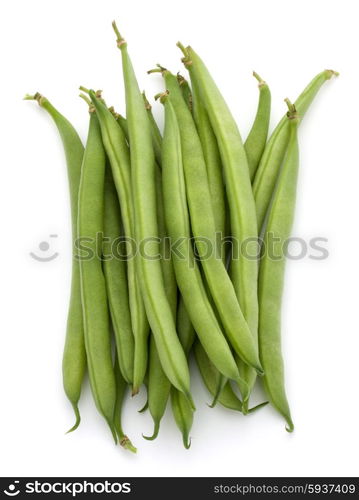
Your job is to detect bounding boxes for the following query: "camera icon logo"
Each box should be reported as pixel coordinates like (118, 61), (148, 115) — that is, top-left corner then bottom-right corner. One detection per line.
(3, 481), (20, 496)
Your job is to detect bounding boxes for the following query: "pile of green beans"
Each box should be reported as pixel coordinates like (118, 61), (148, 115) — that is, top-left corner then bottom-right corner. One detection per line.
(25, 22), (337, 451)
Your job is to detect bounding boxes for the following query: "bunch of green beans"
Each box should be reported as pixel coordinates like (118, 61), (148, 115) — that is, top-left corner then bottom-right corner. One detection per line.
(25, 21), (337, 451)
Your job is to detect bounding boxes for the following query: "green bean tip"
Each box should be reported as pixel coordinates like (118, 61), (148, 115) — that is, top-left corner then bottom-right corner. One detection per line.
(183, 435), (191, 450)
(142, 421), (160, 441)
(112, 20), (126, 48)
(65, 405), (81, 433)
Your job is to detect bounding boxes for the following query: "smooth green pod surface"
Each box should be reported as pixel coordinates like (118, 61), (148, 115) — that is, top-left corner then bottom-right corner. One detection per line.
(161, 93), (243, 383)
(113, 23), (193, 405)
(25, 93), (86, 432)
(158, 68), (261, 374)
(258, 102), (299, 432)
(103, 167), (135, 385)
(89, 92), (149, 394)
(77, 111), (117, 441)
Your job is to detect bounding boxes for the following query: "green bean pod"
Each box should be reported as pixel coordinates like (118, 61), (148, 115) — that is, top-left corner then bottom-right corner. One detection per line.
(171, 388), (193, 449)
(25, 93), (85, 432)
(112, 23), (193, 405)
(244, 72), (271, 182)
(77, 110), (117, 441)
(172, 298), (196, 448)
(258, 101), (300, 432)
(144, 164), (177, 441)
(155, 68), (261, 375)
(191, 76), (226, 240)
(89, 92), (149, 394)
(160, 92), (244, 383)
(114, 357), (137, 453)
(176, 298), (196, 353)
(253, 69), (338, 232)
(179, 47), (261, 378)
(103, 166), (135, 384)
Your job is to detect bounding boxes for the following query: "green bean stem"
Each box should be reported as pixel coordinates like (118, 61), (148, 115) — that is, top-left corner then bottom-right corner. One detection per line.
(253, 69), (338, 232)
(176, 73), (193, 111)
(114, 357), (137, 453)
(244, 72), (271, 182)
(77, 109), (117, 441)
(258, 100), (300, 432)
(25, 93), (85, 432)
(112, 22), (193, 406)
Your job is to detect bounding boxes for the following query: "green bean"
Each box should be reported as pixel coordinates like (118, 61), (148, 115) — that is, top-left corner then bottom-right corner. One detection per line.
(112, 23), (193, 405)
(151, 68), (262, 375)
(178, 45), (261, 407)
(171, 388), (193, 449)
(143, 91), (162, 165)
(253, 69), (338, 232)
(160, 91), (244, 383)
(25, 93), (85, 432)
(177, 73), (193, 111)
(194, 342), (268, 414)
(178, 47), (261, 372)
(144, 164), (177, 440)
(176, 298), (196, 352)
(244, 72), (271, 182)
(88, 91), (149, 394)
(194, 340), (243, 411)
(103, 166), (134, 384)
(77, 106), (117, 441)
(191, 75), (226, 240)
(143, 337), (171, 440)
(258, 100), (299, 432)
(113, 356), (137, 453)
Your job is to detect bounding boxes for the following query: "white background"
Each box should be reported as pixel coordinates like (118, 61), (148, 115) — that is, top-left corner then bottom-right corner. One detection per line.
(1, 0), (357, 478)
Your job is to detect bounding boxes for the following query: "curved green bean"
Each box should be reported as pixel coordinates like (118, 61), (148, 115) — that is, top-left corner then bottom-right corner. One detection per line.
(89, 92), (149, 395)
(112, 23), (193, 406)
(244, 72), (271, 182)
(253, 69), (338, 232)
(178, 47), (261, 378)
(25, 93), (85, 432)
(77, 108), (117, 441)
(258, 100), (299, 432)
(103, 166), (135, 384)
